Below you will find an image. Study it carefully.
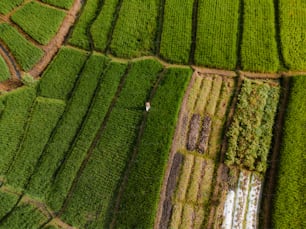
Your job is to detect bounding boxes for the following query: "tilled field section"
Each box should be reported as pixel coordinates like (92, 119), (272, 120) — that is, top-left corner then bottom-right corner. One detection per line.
(157, 73), (236, 228)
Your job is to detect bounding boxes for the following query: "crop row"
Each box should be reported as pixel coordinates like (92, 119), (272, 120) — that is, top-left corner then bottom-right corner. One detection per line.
(0, 55), (10, 82)
(6, 97), (65, 190)
(0, 23), (44, 71)
(159, 0), (194, 64)
(195, 0), (239, 69)
(0, 0), (23, 14)
(0, 87), (36, 176)
(27, 53), (110, 201)
(225, 79), (280, 173)
(279, 0), (306, 70)
(272, 76), (306, 228)
(241, 0), (279, 72)
(11, 1), (66, 45)
(110, 0), (159, 57)
(60, 59), (163, 227)
(41, 0), (74, 10)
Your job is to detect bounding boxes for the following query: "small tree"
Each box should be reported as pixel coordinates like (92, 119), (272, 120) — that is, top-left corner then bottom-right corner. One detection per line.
(21, 73), (38, 87)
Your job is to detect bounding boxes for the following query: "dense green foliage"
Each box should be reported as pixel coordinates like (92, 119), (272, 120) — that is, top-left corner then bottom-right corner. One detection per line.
(0, 55), (10, 82)
(27, 53), (109, 200)
(114, 67), (191, 228)
(0, 204), (47, 228)
(160, 0), (194, 64)
(41, 0), (74, 9)
(279, 0), (306, 70)
(0, 87), (36, 175)
(6, 97), (65, 189)
(241, 0), (279, 72)
(46, 62), (127, 214)
(0, 23), (44, 71)
(91, 0), (119, 51)
(273, 76), (306, 229)
(11, 1), (66, 45)
(38, 47), (88, 100)
(195, 0), (239, 69)
(225, 79), (280, 173)
(0, 191), (18, 219)
(110, 0), (159, 57)
(69, 0), (100, 49)
(60, 59), (163, 227)
(0, 0), (23, 14)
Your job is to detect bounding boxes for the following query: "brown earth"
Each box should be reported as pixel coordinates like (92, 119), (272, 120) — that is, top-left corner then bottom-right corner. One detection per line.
(198, 115), (212, 153)
(187, 114), (201, 151)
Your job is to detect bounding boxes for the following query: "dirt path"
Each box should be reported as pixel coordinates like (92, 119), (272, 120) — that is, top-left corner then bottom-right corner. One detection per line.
(29, 0), (82, 77)
(110, 69), (167, 228)
(154, 71), (198, 229)
(260, 77), (290, 229)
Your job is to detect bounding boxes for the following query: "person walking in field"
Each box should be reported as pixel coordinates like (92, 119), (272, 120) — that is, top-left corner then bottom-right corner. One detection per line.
(145, 102), (151, 112)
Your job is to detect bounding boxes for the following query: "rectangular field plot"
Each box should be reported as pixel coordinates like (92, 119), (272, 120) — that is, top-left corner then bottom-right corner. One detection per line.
(225, 79), (280, 173)
(11, 1), (66, 45)
(279, 0), (306, 70)
(241, 0), (279, 72)
(0, 191), (19, 219)
(0, 0), (24, 14)
(159, 0), (194, 63)
(41, 0), (74, 10)
(195, 0), (239, 69)
(0, 23), (44, 71)
(110, 0), (159, 57)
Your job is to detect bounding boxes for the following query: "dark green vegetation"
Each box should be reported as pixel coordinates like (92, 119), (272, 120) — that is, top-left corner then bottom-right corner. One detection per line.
(195, 0), (239, 69)
(279, 0), (306, 70)
(0, 191), (18, 219)
(0, 204), (48, 228)
(160, 0), (194, 63)
(0, 0), (23, 14)
(41, 0), (74, 9)
(11, 1), (66, 45)
(0, 55), (10, 82)
(225, 79), (280, 173)
(0, 23), (44, 71)
(273, 76), (306, 229)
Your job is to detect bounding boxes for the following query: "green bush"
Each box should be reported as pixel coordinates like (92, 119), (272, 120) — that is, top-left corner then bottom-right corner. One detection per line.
(11, 1), (66, 45)
(273, 76), (306, 229)
(0, 0), (23, 14)
(110, 0), (159, 57)
(279, 0), (306, 70)
(0, 204), (48, 228)
(0, 191), (18, 219)
(27, 53), (110, 200)
(0, 87), (36, 175)
(69, 0), (100, 49)
(91, 0), (120, 51)
(6, 97), (65, 190)
(0, 23), (44, 71)
(41, 0), (74, 9)
(0, 55), (10, 82)
(159, 0), (194, 64)
(59, 59), (163, 227)
(241, 0), (279, 72)
(194, 0), (239, 69)
(38, 47), (88, 100)
(114, 67), (192, 229)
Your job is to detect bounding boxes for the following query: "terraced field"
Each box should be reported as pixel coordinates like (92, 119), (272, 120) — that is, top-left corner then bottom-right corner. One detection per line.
(0, 0), (305, 228)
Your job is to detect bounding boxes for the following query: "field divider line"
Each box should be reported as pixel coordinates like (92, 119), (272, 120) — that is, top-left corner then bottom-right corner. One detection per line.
(104, 0), (124, 53)
(109, 68), (167, 228)
(57, 63), (131, 216)
(189, 0), (199, 64)
(1, 0), (32, 20)
(34, 0), (69, 13)
(236, 0), (244, 70)
(260, 76), (290, 229)
(155, 0), (166, 55)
